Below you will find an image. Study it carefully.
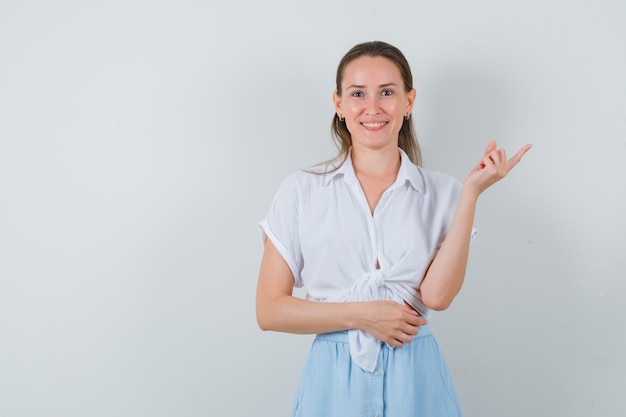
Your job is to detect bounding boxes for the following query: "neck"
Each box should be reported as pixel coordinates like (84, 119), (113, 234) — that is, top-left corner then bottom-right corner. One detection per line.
(351, 145), (401, 178)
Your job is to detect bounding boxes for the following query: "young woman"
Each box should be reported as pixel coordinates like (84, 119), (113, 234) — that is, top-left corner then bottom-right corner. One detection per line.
(256, 41), (530, 417)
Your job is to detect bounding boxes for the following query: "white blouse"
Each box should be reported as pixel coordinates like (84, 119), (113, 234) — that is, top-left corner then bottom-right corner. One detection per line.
(260, 149), (476, 372)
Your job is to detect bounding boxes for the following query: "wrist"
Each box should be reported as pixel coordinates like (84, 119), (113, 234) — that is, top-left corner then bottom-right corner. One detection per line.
(459, 184), (481, 204)
(346, 302), (371, 332)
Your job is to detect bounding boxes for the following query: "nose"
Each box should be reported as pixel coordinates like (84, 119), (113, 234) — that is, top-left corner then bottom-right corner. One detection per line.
(364, 95), (381, 115)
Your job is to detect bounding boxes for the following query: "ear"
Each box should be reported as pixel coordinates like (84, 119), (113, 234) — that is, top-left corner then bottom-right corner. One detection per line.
(406, 88), (416, 114)
(332, 91), (342, 117)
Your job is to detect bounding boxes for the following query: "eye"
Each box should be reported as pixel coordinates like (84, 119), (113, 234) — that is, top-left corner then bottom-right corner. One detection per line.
(351, 91), (364, 98)
(382, 89), (393, 96)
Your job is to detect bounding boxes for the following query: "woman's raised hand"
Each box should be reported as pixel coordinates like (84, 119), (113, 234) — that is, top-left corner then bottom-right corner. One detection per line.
(463, 140), (532, 197)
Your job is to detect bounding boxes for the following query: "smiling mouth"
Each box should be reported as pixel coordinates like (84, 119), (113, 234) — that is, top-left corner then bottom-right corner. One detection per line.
(361, 122), (388, 129)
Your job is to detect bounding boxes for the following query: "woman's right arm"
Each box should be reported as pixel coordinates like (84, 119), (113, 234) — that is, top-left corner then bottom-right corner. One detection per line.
(255, 238), (426, 347)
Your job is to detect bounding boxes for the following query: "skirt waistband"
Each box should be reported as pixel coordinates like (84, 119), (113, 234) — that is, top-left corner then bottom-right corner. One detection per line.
(315, 324), (431, 343)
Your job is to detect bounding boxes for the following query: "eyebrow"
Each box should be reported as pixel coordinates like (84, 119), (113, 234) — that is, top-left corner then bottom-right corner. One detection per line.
(345, 82), (399, 90)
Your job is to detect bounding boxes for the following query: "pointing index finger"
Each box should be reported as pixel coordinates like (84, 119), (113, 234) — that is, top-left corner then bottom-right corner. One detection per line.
(506, 144), (532, 171)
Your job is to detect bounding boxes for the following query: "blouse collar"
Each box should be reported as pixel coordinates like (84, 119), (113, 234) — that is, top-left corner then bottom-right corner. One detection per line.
(323, 148), (425, 193)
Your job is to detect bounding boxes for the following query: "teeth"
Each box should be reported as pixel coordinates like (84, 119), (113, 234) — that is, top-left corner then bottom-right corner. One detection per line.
(362, 122), (386, 128)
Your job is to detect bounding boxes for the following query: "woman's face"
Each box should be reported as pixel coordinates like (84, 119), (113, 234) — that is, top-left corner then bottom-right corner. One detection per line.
(333, 56), (416, 153)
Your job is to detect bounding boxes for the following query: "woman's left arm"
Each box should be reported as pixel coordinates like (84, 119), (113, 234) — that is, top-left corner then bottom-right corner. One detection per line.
(419, 141), (532, 310)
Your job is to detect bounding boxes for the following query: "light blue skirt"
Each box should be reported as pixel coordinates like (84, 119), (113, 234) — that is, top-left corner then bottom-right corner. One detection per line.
(291, 325), (463, 417)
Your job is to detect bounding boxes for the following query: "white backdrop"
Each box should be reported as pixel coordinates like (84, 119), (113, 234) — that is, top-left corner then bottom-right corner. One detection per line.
(1, 1), (625, 416)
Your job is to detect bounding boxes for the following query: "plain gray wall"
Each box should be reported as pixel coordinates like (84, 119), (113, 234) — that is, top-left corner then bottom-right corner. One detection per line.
(1, 0), (624, 416)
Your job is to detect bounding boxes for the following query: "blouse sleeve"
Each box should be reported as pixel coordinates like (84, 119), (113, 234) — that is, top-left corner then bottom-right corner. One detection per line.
(259, 173), (304, 288)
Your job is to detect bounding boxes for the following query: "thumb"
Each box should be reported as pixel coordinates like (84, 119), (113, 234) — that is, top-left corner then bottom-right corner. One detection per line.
(483, 140), (497, 155)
